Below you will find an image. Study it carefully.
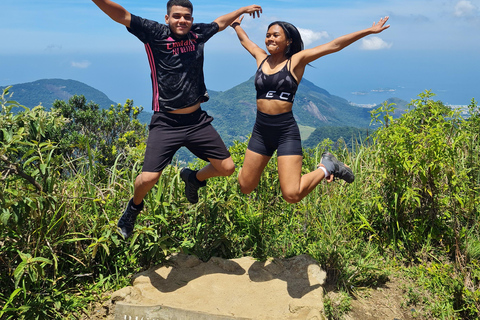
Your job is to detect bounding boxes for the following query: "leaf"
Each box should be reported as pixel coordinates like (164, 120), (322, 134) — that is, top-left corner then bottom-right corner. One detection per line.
(13, 261), (28, 288)
(155, 214), (169, 226)
(1, 128), (12, 143)
(92, 244), (98, 259)
(101, 242), (110, 256)
(31, 257), (53, 265)
(22, 148), (36, 159)
(40, 163), (47, 175)
(0, 288), (22, 314)
(23, 155), (40, 167)
(0, 209), (11, 225)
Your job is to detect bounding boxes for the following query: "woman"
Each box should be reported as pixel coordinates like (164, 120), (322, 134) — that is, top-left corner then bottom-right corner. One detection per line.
(231, 16), (390, 203)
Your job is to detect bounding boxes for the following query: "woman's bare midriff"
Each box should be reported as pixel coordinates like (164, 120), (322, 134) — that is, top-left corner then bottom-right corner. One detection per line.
(256, 99), (293, 115)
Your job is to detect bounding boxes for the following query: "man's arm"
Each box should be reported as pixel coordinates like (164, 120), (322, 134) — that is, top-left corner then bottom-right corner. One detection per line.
(92, 0), (131, 27)
(213, 5), (262, 31)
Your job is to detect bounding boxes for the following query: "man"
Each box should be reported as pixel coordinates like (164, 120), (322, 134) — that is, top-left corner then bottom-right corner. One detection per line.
(92, 0), (262, 238)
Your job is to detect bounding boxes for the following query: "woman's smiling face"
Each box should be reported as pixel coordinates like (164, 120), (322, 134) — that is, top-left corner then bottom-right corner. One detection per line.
(265, 24), (290, 55)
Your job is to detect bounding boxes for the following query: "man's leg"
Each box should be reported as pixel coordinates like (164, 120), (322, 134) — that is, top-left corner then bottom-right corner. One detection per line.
(132, 171), (163, 204)
(181, 113), (233, 203)
(180, 158), (234, 204)
(196, 157), (235, 181)
(118, 171), (162, 239)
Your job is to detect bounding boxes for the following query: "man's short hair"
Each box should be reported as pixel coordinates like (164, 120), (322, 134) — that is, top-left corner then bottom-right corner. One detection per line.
(167, 0), (193, 15)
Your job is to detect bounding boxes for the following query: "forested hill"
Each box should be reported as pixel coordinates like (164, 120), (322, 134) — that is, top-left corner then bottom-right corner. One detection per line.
(1, 79), (116, 110)
(203, 76), (375, 145)
(2, 78), (408, 147)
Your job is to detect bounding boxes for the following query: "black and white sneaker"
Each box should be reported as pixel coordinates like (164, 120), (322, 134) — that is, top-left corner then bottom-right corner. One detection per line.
(180, 168), (206, 204)
(117, 198), (143, 239)
(320, 152), (355, 183)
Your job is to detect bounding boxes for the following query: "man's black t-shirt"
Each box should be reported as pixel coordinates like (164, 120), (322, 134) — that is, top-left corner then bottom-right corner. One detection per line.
(127, 14), (219, 112)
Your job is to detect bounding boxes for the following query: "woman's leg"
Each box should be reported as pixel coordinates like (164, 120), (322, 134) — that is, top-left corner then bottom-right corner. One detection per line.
(238, 149), (271, 194)
(277, 155), (326, 204)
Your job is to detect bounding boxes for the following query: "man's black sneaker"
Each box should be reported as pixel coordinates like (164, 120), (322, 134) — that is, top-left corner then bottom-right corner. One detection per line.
(180, 168), (206, 204)
(117, 198), (143, 239)
(320, 152), (355, 183)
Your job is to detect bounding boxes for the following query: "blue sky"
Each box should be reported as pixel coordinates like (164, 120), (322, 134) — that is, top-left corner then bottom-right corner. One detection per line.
(1, 0), (479, 110)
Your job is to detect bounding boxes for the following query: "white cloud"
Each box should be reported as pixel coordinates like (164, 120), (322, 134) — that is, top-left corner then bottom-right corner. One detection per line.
(297, 28), (329, 46)
(70, 60), (91, 69)
(360, 36), (392, 50)
(454, 0), (478, 17)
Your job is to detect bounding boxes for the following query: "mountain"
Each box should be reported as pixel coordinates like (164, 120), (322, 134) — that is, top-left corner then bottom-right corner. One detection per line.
(375, 97), (410, 116)
(2, 78), (409, 149)
(203, 77), (377, 145)
(1, 79), (117, 110)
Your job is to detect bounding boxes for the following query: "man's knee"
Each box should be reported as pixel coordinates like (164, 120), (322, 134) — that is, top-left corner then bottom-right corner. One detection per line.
(223, 162), (236, 176)
(216, 158), (235, 176)
(137, 171), (161, 186)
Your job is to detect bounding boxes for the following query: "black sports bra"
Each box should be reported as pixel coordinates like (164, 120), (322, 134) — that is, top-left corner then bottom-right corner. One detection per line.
(254, 57), (298, 103)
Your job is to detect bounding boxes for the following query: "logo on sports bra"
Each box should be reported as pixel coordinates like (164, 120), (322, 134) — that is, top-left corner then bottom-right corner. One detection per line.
(266, 90), (292, 101)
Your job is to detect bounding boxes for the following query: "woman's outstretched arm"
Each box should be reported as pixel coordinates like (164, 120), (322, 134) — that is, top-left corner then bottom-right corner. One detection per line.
(293, 16), (390, 68)
(231, 16), (267, 63)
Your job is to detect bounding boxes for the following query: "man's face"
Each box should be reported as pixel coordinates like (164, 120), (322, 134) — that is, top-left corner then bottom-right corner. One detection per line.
(165, 5), (193, 37)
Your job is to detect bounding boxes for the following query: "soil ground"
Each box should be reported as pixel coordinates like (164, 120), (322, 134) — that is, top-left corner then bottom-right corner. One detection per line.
(325, 276), (416, 320)
(80, 255), (417, 320)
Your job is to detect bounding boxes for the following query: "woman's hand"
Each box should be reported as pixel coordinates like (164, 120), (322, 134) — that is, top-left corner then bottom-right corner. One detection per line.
(231, 15), (244, 28)
(370, 16), (390, 34)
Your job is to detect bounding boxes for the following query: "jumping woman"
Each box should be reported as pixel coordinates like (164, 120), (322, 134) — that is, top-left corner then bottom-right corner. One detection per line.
(231, 16), (390, 203)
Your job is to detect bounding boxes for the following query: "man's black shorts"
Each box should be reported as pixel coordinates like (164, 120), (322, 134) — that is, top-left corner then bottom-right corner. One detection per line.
(142, 108), (230, 172)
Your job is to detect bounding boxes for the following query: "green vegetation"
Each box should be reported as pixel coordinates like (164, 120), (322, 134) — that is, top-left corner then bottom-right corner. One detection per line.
(1, 87), (479, 319)
(298, 124), (316, 141)
(303, 125), (371, 149)
(204, 77), (375, 146)
(4, 78), (404, 152)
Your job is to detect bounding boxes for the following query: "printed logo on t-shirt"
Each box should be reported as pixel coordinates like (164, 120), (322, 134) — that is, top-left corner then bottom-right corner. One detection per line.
(166, 32), (198, 55)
